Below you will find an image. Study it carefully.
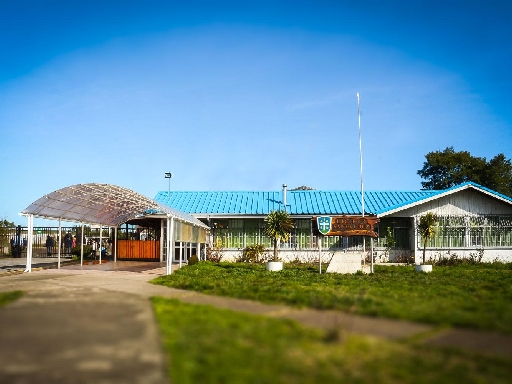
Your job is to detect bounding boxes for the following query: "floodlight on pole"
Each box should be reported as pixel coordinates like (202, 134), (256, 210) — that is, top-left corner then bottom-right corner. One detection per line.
(164, 172), (172, 195)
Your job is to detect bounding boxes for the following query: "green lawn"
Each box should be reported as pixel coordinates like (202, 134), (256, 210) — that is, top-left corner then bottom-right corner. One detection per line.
(151, 262), (512, 333)
(152, 297), (512, 384)
(0, 290), (23, 307)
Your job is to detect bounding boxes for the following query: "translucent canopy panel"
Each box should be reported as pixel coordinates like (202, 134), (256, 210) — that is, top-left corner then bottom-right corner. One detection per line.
(22, 183), (209, 228)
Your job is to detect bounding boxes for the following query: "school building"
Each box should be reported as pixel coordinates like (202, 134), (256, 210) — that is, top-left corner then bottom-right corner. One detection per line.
(154, 182), (512, 263)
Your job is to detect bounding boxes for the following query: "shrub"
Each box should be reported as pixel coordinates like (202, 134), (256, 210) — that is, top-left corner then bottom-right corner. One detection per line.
(394, 251), (414, 264)
(384, 226), (396, 256)
(433, 249), (485, 266)
(71, 244), (92, 258)
(237, 244), (266, 263)
(206, 239), (224, 263)
(188, 254), (199, 265)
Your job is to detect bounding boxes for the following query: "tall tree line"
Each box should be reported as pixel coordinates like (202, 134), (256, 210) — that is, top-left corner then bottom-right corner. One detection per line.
(417, 147), (512, 197)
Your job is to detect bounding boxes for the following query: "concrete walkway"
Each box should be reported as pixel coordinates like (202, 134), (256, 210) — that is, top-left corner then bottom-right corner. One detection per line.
(0, 260), (511, 383)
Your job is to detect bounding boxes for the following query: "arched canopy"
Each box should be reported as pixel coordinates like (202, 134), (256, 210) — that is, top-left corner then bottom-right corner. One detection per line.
(21, 183), (208, 228)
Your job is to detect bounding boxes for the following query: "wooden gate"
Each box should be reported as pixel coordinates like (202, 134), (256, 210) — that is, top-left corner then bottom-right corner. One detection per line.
(117, 240), (160, 259)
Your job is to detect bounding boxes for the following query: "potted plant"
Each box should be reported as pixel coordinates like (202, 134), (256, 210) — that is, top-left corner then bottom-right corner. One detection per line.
(416, 212), (438, 273)
(263, 210), (294, 271)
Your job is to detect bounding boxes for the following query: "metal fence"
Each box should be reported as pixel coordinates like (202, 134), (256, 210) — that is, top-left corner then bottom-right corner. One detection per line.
(0, 226), (111, 258)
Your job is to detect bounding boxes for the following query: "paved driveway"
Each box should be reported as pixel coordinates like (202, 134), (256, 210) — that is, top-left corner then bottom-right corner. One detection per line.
(0, 261), (170, 384)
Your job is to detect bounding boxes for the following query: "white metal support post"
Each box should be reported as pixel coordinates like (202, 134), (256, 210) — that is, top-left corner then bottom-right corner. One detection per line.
(166, 217), (170, 274)
(58, 218), (62, 269)
(179, 241), (183, 268)
(318, 236), (322, 274)
(114, 226), (118, 262)
(170, 218), (175, 270)
(99, 226), (102, 264)
(370, 237), (374, 273)
(80, 222), (84, 266)
(29, 214), (33, 271)
(24, 214), (33, 273)
(160, 219), (164, 262)
(166, 216), (174, 275)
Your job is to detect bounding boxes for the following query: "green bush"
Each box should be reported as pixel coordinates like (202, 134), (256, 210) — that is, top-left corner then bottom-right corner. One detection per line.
(188, 254), (199, 265)
(238, 244), (266, 263)
(206, 239), (224, 262)
(433, 249), (485, 266)
(71, 245), (92, 258)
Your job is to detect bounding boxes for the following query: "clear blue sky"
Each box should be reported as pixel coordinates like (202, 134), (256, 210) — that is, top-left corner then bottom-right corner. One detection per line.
(1, 0), (511, 225)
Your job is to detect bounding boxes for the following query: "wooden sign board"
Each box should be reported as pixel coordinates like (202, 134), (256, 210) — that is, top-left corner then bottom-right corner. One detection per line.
(314, 215), (380, 238)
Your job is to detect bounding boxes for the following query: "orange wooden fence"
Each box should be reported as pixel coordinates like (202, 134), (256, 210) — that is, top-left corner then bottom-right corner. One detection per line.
(117, 240), (160, 259)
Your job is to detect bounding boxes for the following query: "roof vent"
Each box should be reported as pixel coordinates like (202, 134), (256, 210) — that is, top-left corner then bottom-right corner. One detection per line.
(282, 184), (287, 207)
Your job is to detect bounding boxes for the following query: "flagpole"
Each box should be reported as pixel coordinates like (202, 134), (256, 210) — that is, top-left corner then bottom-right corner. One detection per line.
(357, 92), (364, 218)
(357, 93), (369, 271)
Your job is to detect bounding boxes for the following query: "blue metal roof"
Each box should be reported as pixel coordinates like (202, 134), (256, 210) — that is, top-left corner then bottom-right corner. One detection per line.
(154, 189), (441, 216)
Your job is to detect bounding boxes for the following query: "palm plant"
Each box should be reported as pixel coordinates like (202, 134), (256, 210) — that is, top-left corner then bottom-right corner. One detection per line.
(264, 210), (294, 262)
(384, 226), (396, 260)
(418, 212), (439, 264)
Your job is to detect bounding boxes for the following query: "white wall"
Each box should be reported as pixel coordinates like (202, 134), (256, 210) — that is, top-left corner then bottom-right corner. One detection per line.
(385, 189), (512, 218)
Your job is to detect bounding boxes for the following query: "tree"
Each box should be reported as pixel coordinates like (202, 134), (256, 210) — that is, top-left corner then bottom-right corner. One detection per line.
(263, 210), (294, 262)
(483, 154), (512, 197)
(0, 218), (15, 248)
(418, 213), (438, 264)
(418, 147), (512, 197)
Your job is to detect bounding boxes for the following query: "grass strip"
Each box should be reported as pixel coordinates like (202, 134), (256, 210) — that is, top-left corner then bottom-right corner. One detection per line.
(152, 297), (512, 384)
(0, 290), (24, 307)
(151, 262), (512, 333)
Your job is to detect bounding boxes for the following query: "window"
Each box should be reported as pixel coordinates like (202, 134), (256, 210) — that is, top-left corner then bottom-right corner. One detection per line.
(415, 215), (512, 249)
(292, 219), (312, 248)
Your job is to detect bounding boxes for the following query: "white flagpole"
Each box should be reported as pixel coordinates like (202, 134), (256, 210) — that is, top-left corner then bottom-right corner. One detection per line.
(357, 92), (364, 218)
(357, 93), (370, 271)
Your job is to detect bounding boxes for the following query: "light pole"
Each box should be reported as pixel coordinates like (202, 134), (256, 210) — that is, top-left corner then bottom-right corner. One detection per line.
(164, 172), (172, 195)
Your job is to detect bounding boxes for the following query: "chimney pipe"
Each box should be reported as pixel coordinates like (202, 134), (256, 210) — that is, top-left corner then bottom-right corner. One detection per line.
(282, 184), (287, 207)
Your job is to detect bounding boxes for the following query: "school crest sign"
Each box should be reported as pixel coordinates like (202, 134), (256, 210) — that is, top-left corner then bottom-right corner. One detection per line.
(317, 216), (332, 235)
(315, 215), (380, 238)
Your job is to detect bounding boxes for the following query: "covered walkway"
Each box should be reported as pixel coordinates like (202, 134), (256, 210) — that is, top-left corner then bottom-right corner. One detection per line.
(20, 183), (209, 274)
